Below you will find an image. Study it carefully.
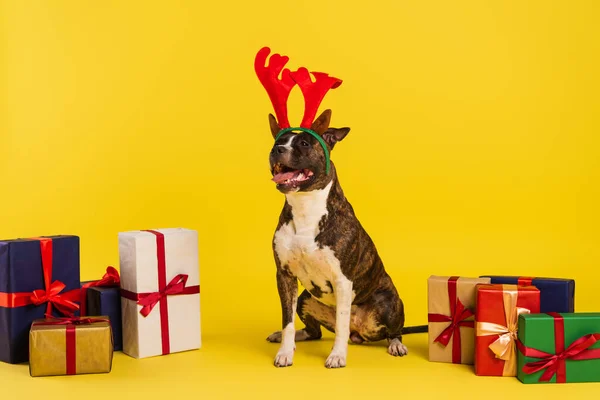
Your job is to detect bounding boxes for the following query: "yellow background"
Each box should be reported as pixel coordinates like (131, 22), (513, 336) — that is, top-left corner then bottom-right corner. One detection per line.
(1, 0), (599, 397)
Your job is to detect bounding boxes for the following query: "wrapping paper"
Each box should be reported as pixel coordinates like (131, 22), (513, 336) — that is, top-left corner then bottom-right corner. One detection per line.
(119, 228), (201, 359)
(80, 266), (120, 316)
(29, 317), (113, 377)
(517, 312), (600, 384)
(0, 236), (81, 364)
(81, 267), (122, 351)
(480, 276), (574, 313)
(85, 286), (123, 351)
(427, 275), (491, 364)
(475, 284), (540, 376)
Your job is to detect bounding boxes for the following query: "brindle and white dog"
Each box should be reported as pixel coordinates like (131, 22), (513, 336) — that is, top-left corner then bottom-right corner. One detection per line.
(266, 109), (425, 369)
(255, 47), (424, 368)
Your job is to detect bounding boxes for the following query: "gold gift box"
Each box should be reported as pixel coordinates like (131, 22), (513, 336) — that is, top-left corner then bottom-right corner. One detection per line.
(29, 317), (114, 377)
(427, 275), (491, 364)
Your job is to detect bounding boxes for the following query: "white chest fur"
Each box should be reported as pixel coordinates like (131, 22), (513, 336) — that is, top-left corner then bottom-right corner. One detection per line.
(273, 181), (350, 306)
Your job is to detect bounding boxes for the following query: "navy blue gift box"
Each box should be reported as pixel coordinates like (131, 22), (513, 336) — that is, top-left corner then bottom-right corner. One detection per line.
(479, 275), (575, 313)
(0, 236), (81, 364)
(81, 284), (123, 351)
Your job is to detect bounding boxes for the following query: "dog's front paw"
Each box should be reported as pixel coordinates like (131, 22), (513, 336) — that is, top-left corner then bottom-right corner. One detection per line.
(274, 348), (294, 367)
(387, 338), (408, 357)
(325, 350), (347, 369)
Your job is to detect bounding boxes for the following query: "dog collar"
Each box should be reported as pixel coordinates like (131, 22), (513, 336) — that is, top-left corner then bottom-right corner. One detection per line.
(275, 127), (331, 175)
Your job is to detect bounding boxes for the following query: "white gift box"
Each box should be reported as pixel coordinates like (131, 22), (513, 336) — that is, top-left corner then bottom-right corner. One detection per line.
(119, 228), (201, 359)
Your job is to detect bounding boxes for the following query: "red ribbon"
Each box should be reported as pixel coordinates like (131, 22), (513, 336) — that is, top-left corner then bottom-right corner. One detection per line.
(119, 230), (200, 355)
(517, 312), (600, 383)
(517, 277), (535, 286)
(79, 266), (120, 316)
(35, 316), (110, 326)
(33, 317), (109, 375)
(0, 238), (80, 316)
(121, 274), (199, 318)
(427, 276), (475, 363)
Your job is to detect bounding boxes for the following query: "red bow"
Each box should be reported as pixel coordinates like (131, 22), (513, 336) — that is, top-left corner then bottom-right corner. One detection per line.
(428, 276), (475, 363)
(429, 299), (474, 346)
(129, 274), (196, 317)
(30, 281), (80, 316)
(79, 267), (120, 316)
(517, 312), (600, 383)
(89, 267), (120, 287)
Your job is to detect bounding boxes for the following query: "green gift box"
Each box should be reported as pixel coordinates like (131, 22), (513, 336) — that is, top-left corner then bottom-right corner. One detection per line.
(517, 312), (600, 384)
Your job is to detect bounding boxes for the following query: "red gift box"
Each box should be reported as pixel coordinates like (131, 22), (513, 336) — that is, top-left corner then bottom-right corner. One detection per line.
(475, 284), (540, 376)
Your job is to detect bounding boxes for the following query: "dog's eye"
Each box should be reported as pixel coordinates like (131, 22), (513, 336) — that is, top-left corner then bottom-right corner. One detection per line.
(300, 140), (309, 147)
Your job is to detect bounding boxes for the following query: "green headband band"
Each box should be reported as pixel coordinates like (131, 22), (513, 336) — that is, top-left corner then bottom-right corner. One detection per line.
(275, 127), (331, 174)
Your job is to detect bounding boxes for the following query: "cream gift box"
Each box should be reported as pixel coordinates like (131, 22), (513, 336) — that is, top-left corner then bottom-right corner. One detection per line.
(119, 228), (201, 358)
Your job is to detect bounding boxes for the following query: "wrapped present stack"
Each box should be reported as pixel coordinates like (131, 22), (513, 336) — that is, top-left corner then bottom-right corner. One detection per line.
(427, 272), (600, 384)
(0, 227), (201, 377)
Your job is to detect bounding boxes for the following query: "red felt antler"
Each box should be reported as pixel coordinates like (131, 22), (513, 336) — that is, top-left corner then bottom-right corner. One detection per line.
(290, 67), (342, 128)
(254, 47), (296, 129)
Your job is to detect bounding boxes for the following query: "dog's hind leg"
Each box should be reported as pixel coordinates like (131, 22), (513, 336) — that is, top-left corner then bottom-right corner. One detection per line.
(349, 279), (408, 356)
(266, 290), (334, 343)
(378, 285), (408, 357)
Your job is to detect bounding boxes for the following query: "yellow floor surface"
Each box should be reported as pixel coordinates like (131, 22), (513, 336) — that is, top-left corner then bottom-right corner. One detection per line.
(2, 326), (599, 399)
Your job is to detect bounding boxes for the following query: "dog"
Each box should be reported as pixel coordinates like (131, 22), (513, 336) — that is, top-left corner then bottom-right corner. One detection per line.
(255, 47), (426, 368)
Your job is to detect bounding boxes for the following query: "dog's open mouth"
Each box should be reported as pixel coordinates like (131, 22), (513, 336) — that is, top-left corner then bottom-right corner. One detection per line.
(271, 163), (315, 187)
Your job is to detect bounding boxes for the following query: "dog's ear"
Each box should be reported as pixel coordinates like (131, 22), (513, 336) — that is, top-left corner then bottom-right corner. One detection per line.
(322, 127), (350, 149)
(269, 113), (281, 138)
(311, 109), (332, 136)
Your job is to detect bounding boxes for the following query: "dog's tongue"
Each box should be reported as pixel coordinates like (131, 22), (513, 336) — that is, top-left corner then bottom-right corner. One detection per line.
(272, 171), (298, 184)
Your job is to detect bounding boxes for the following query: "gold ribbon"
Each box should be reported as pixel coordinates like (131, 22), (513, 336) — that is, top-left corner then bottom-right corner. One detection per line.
(476, 286), (530, 376)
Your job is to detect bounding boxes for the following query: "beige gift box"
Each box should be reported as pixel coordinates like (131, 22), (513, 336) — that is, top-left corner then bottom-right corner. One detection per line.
(427, 275), (490, 364)
(119, 228), (201, 359)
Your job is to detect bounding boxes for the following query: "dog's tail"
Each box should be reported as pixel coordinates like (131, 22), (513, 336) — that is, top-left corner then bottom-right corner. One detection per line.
(401, 325), (428, 334)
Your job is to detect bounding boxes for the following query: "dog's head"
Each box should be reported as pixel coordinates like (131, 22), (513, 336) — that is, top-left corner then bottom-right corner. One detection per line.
(254, 47), (349, 194)
(269, 109), (350, 193)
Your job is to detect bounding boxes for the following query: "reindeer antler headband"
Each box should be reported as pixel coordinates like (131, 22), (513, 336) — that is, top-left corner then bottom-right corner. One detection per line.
(254, 47), (342, 174)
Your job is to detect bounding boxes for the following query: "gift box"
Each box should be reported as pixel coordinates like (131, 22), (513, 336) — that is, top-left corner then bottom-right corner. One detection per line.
(119, 228), (201, 359)
(29, 316), (113, 377)
(81, 267), (122, 351)
(84, 288), (122, 352)
(428, 275), (491, 364)
(517, 312), (600, 384)
(475, 284), (540, 376)
(0, 236), (81, 364)
(480, 276), (574, 313)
